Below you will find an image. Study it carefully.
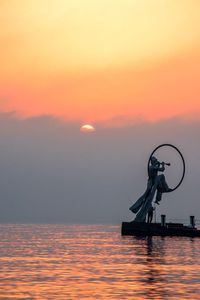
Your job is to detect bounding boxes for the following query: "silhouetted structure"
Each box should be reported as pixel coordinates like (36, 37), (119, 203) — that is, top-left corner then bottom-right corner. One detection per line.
(122, 144), (200, 237)
(129, 156), (171, 222)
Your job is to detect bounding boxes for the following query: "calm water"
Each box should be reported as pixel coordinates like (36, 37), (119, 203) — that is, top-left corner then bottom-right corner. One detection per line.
(1, 224), (200, 299)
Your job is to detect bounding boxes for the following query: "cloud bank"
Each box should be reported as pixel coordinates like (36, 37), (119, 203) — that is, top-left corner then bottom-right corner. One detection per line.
(0, 112), (199, 224)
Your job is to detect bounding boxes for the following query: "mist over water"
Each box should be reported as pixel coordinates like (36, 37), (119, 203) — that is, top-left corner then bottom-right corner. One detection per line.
(1, 224), (200, 299)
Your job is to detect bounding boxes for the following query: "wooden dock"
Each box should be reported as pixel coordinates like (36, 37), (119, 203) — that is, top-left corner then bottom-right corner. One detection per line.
(121, 221), (200, 237)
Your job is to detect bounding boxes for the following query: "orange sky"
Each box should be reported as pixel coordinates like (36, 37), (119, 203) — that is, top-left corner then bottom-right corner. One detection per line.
(0, 0), (200, 125)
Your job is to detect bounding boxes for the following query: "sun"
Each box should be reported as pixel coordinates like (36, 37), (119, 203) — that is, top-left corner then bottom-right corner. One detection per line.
(80, 124), (96, 133)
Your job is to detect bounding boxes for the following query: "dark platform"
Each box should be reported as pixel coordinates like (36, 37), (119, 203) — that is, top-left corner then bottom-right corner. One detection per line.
(121, 221), (200, 237)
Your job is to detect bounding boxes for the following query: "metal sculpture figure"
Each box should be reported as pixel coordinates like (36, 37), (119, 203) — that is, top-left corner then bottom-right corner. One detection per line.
(129, 144), (185, 223)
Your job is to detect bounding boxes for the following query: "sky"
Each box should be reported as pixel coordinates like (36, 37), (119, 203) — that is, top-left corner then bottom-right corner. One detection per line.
(0, 1), (200, 223)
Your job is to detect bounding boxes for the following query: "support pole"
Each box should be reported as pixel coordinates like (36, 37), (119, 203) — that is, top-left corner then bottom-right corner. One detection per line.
(161, 214), (166, 227)
(190, 216), (195, 228)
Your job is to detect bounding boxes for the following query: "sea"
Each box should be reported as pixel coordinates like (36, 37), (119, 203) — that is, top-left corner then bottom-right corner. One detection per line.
(1, 224), (200, 299)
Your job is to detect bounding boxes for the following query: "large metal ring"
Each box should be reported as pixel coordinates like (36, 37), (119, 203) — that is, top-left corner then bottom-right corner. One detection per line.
(148, 144), (185, 192)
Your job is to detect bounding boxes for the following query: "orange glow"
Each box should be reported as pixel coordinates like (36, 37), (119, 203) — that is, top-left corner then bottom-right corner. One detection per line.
(80, 124), (96, 132)
(0, 1), (200, 125)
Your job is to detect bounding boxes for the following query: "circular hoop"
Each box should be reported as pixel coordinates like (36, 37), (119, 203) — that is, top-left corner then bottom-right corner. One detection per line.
(148, 144), (185, 192)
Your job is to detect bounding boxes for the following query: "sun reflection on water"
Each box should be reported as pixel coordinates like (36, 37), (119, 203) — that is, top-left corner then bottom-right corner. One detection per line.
(0, 224), (200, 299)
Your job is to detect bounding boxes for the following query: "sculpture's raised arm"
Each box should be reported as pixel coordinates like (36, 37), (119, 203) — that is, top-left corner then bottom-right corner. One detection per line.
(151, 161), (165, 172)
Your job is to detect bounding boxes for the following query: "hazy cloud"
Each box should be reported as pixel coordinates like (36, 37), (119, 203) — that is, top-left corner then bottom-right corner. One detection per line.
(0, 112), (199, 224)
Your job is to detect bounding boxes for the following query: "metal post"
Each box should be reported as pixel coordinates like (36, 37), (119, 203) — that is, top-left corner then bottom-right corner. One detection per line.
(161, 214), (166, 227)
(190, 216), (195, 228)
(153, 205), (156, 223)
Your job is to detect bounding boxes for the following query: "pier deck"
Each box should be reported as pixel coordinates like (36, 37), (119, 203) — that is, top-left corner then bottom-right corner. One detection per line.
(121, 221), (200, 237)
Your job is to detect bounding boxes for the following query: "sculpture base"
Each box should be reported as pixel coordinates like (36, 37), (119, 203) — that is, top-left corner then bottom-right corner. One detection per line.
(121, 221), (200, 237)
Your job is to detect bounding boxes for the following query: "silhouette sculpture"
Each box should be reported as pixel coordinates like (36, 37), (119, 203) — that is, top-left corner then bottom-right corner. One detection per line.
(129, 144), (185, 222)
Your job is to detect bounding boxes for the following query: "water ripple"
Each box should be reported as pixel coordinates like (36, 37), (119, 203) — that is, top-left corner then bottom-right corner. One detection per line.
(0, 224), (200, 299)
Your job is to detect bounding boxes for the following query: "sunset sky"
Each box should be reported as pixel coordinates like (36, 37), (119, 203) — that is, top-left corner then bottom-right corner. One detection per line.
(1, 1), (200, 223)
(1, 0), (200, 125)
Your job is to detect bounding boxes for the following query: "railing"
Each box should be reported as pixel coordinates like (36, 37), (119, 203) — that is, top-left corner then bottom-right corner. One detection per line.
(153, 216), (200, 228)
